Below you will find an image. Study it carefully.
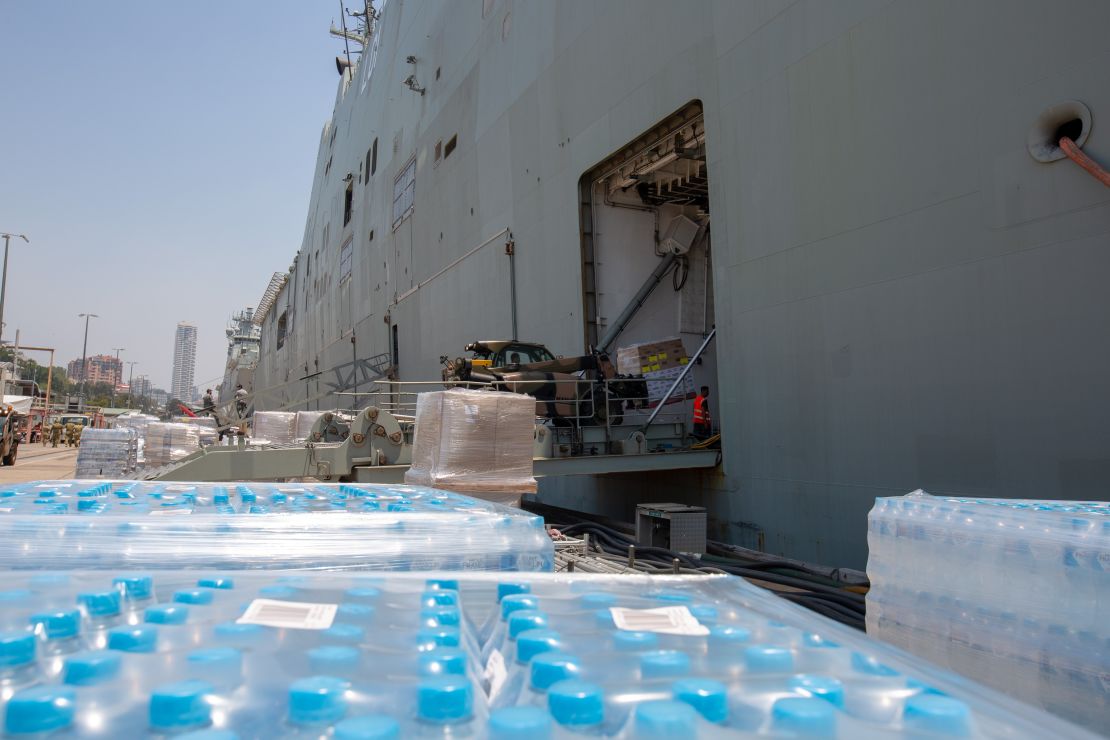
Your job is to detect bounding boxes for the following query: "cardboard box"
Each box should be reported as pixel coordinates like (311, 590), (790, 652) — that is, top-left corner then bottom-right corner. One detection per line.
(616, 336), (689, 376)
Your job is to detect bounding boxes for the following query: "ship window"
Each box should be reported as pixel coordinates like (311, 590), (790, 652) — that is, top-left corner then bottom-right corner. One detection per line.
(340, 237), (353, 281)
(276, 312), (288, 350)
(392, 156), (416, 229)
(343, 180), (354, 226)
(434, 140), (442, 164)
(371, 137), (378, 175)
(324, 157), (332, 178)
(444, 135), (457, 158)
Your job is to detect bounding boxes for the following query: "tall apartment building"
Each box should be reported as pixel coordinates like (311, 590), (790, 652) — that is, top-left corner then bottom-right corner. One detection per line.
(170, 323), (197, 402)
(66, 354), (123, 387)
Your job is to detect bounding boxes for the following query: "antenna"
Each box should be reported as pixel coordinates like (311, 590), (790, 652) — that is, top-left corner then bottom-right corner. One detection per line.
(339, 0), (352, 72)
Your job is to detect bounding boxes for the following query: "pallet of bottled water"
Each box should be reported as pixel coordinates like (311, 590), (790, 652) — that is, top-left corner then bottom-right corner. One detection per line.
(866, 490), (1108, 734)
(0, 481), (553, 572)
(74, 429), (139, 478)
(0, 571), (1092, 739)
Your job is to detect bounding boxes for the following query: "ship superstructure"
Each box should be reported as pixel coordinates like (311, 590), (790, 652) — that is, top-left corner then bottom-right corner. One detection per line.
(237, 0), (1110, 567)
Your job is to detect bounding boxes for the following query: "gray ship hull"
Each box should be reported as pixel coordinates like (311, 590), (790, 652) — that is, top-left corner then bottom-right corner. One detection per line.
(246, 0), (1110, 567)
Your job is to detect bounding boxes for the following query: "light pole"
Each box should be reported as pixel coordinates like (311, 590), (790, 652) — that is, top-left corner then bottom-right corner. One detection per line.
(77, 313), (98, 407)
(126, 362), (139, 408)
(0, 232), (30, 354)
(111, 347), (125, 406)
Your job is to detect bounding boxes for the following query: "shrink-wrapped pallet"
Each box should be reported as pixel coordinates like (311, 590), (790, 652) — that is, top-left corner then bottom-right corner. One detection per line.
(0, 569), (1090, 738)
(0, 481), (553, 572)
(74, 428), (138, 478)
(406, 388), (537, 495)
(251, 410), (296, 444)
(867, 490), (1109, 733)
(173, 415), (219, 447)
(294, 410), (325, 442)
(142, 422), (201, 467)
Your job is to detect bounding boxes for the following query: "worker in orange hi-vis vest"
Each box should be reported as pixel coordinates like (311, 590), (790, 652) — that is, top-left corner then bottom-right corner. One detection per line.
(693, 385), (712, 440)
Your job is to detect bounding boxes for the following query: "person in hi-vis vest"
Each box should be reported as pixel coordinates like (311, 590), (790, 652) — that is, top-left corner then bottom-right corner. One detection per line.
(693, 385), (712, 439)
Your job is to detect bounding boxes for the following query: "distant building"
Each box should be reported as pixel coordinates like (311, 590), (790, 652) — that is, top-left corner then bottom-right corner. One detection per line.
(130, 375), (152, 401)
(170, 323), (197, 402)
(66, 354), (123, 387)
(150, 389), (169, 407)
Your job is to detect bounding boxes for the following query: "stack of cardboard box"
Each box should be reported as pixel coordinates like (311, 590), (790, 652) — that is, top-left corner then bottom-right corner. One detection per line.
(615, 336), (695, 406)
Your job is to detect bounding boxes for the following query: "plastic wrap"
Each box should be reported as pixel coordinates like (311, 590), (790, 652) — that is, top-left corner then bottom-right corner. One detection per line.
(115, 414), (158, 463)
(74, 428), (139, 478)
(0, 571), (1092, 739)
(867, 491), (1109, 733)
(294, 410), (325, 442)
(252, 411), (296, 445)
(0, 481), (553, 572)
(142, 423), (201, 467)
(406, 389), (537, 494)
(173, 416), (219, 447)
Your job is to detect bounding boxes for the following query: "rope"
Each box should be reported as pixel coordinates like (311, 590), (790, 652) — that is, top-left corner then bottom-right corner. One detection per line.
(1060, 136), (1110, 188)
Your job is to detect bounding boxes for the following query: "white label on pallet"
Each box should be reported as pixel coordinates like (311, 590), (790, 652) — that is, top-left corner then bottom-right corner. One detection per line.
(237, 599), (337, 630)
(609, 606), (708, 636)
(484, 648), (508, 702)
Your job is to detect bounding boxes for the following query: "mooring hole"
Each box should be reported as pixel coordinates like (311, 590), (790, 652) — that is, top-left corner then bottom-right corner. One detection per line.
(1054, 118), (1084, 145)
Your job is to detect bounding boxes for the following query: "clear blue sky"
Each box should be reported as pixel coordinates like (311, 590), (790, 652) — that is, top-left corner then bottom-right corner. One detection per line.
(0, 1), (346, 394)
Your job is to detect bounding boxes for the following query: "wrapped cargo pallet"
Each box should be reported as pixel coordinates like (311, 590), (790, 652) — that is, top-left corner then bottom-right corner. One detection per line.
(0, 570), (1091, 738)
(867, 490), (1109, 733)
(406, 388), (537, 497)
(0, 481), (553, 572)
(74, 428), (138, 478)
(174, 415), (219, 447)
(252, 410), (296, 444)
(616, 336), (695, 406)
(114, 413), (158, 463)
(142, 422), (201, 467)
(294, 410), (325, 442)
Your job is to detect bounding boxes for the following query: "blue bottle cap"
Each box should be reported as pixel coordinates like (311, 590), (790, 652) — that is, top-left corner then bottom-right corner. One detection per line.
(708, 625), (751, 646)
(417, 676), (473, 723)
(309, 646), (361, 674)
(640, 650), (692, 679)
(108, 625), (159, 653)
(497, 583), (530, 602)
(420, 606), (460, 627)
(613, 630), (659, 651)
(77, 590), (121, 617)
(288, 675), (350, 725)
(744, 645), (794, 673)
(149, 680), (214, 730)
(489, 706), (553, 740)
(425, 579), (458, 592)
(146, 604), (190, 625)
(258, 585), (297, 599)
(113, 575), (153, 600)
(174, 588), (215, 605)
(0, 631), (36, 667)
(500, 594), (539, 620)
(851, 652), (899, 677)
(906, 678), (947, 696)
(790, 675), (845, 707)
(29, 609), (80, 640)
(579, 592), (616, 608)
(64, 650), (122, 685)
(419, 648), (468, 677)
(187, 648), (243, 680)
(338, 603), (376, 623)
(197, 577), (235, 590)
(334, 715), (401, 740)
(178, 731), (239, 740)
(508, 610), (549, 639)
(547, 679), (604, 727)
(239, 491), (256, 503)
(344, 587), (381, 602)
(213, 622), (264, 644)
(416, 626), (460, 649)
(634, 700), (698, 738)
(688, 604), (718, 624)
(4, 686), (76, 735)
(516, 629), (563, 664)
(421, 590), (458, 607)
(672, 678), (728, 722)
(322, 623), (365, 643)
(530, 652), (581, 691)
(772, 697), (837, 736)
(903, 694), (971, 736)
(654, 590), (692, 604)
(594, 609), (614, 627)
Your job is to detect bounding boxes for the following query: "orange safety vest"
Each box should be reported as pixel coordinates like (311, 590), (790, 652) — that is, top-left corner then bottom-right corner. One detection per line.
(693, 395), (710, 426)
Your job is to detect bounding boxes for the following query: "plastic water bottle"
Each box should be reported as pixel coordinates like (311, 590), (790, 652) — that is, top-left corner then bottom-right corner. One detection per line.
(672, 678), (730, 724)
(515, 652), (581, 708)
(285, 675), (350, 737)
(4, 686), (77, 736)
(632, 700), (701, 739)
(488, 706), (553, 740)
(76, 590), (123, 647)
(0, 631), (38, 690)
(145, 604), (196, 650)
(902, 694), (972, 736)
(29, 608), (82, 662)
(333, 714), (403, 740)
(771, 696), (838, 736)
(414, 676), (476, 737)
